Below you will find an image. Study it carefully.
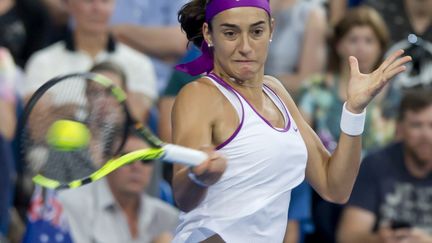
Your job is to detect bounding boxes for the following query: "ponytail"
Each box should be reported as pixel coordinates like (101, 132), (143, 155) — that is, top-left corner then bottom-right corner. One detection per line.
(178, 0), (212, 47)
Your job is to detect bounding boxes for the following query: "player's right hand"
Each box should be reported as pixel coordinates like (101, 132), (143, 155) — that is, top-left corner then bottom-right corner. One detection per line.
(190, 147), (227, 186)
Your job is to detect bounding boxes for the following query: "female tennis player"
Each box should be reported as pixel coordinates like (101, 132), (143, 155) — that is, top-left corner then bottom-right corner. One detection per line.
(171, 0), (411, 242)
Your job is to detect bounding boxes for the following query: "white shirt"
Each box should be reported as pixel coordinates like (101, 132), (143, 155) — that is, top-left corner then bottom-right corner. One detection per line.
(59, 179), (179, 243)
(174, 74), (308, 242)
(22, 36), (158, 101)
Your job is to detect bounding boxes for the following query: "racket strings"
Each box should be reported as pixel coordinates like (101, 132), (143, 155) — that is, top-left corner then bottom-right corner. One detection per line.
(22, 75), (127, 184)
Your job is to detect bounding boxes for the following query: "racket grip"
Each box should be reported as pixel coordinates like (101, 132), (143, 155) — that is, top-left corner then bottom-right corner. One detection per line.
(162, 144), (208, 166)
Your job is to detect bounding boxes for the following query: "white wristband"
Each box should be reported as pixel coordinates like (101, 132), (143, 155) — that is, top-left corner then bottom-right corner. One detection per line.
(340, 102), (366, 136)
(187, 167), (210, 187)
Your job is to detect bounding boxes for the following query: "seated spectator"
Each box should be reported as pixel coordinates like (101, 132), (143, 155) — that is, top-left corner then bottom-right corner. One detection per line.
(59, 132), (179, 243)
(23, 0), (157, 122)
(300, 6), (393, 154)
(298, 6), (392, 243)
(57, 62), (178, 243)
(337, 88), (432, 243)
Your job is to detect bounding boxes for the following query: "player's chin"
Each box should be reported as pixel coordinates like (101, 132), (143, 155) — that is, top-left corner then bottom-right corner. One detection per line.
(232, 66), (260, 80)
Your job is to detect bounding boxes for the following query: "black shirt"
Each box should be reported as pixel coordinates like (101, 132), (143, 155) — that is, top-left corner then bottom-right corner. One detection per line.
(348, 142), (432, 233)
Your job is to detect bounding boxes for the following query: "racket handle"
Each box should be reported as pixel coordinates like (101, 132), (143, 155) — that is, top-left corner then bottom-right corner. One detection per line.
(162, 144), (208, 166)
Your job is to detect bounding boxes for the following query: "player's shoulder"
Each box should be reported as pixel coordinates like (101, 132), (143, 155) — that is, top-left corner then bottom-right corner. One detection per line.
(176, 76), (226, 106)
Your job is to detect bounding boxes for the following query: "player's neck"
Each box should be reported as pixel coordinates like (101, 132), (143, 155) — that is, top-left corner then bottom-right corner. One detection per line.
(73, 29), (109, 60)
(212, 66), (263, 90)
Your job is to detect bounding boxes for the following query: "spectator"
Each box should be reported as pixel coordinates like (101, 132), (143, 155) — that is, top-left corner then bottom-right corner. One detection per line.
(23, 0), (157, 122)
(0, 0), (51, 68)
(300, 6), (392, 161)
(337, 88), (432, 243)
(110, 0), (188, 93)
(57, 62), (177, 243)
(59, 132), (179, 243)
(265, 0), (326, 98)
(299, 6), (392, 242)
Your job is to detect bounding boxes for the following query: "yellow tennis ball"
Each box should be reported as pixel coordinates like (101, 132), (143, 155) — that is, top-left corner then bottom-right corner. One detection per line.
(46, 120), (90, 151)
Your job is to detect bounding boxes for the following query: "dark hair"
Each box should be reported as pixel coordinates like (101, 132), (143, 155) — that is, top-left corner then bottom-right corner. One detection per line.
(178, 0), (213, 48)
(398, 88), (432, 121)
(328, 6), (390, 73)
(89, 61), (128, 91)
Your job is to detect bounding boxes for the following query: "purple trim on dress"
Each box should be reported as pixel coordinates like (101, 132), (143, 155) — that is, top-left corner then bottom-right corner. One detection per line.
(263, 84), (291, 132)
(206, 73), (245, 150)
(209, 73), (289, 132)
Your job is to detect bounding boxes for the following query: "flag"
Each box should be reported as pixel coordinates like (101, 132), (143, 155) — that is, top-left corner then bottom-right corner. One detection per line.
(22, 186), (73, 243)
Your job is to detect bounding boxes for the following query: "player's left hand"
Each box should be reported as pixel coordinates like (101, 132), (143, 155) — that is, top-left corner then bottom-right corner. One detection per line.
(346, 49), (411, 113)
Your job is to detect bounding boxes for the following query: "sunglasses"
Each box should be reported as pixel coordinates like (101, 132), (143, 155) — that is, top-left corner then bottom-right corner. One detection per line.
(117, 152), (156, 164)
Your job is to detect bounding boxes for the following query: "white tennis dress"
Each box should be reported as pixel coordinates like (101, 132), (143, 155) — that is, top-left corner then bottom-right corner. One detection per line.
(173, 73), (308, 242)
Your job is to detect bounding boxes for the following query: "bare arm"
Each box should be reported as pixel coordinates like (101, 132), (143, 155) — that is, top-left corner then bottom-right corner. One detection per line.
(111, 25), (188, 61)
(283, 221), (300, 243)
(171, 80), (227, 212)
(152, 232), (173, 243)
(278, 7), (327, 96)
(268, 50), (411, 203)
(337, 206), (384, 243)
(329, 0), (347, 26)
(337, 206), (432, 243)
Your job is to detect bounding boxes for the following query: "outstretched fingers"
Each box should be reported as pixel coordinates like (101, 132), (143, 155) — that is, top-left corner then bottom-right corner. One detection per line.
(385, 55), (412, 74)
(384, 65), (407, 82)
(379, 49), (405, 71)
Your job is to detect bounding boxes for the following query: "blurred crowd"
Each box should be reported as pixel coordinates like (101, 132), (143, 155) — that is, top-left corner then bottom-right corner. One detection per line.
(0, 0), (431, 243)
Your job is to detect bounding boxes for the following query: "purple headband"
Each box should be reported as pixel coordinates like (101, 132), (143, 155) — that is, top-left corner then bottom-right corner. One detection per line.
(175, 0), (271, 76)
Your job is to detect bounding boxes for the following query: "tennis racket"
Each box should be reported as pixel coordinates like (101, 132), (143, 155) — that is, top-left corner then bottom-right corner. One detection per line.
(19, 73), (207, 190)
